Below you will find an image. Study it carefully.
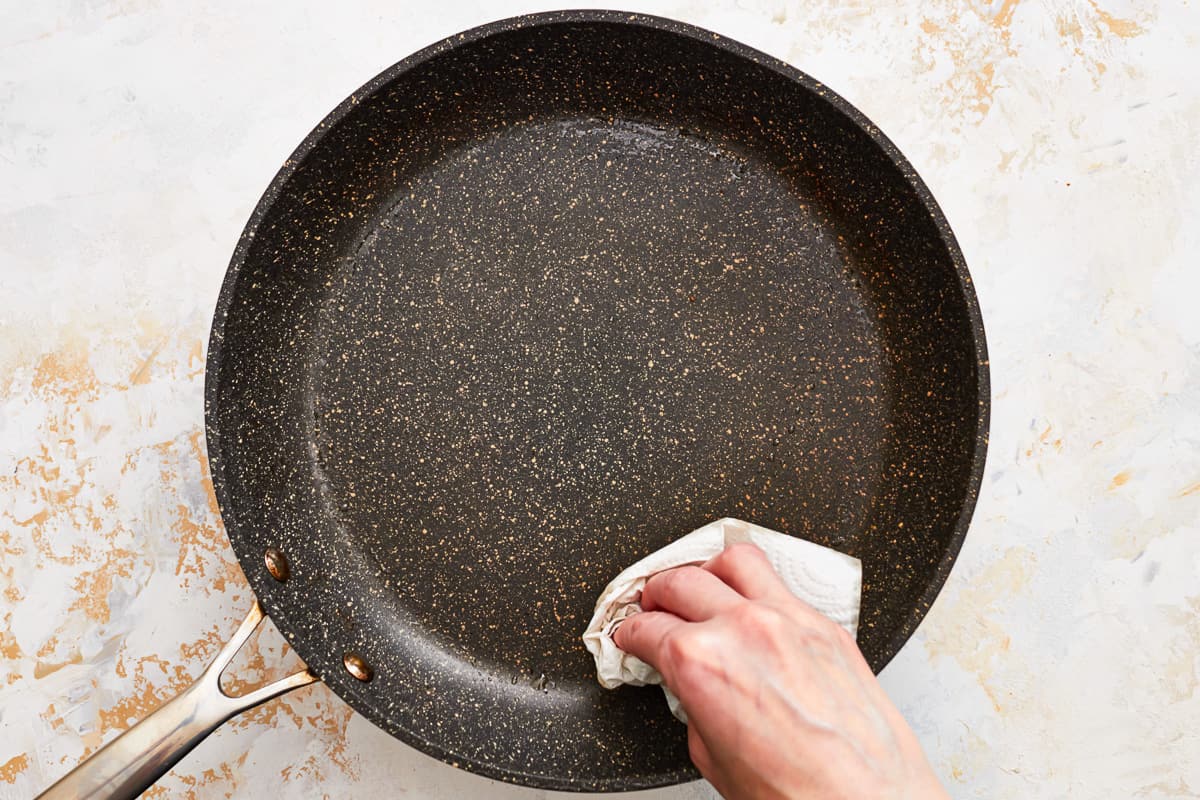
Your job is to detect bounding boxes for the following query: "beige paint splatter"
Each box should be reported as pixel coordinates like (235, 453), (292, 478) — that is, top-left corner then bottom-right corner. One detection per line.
(1, 323), (345, 792)
(1, 612), (22, 686)
(213, 623), (358, 778)
(1052, 0), (1147, 77)
(5, 343), (117, 575)
(1024, 423), (1065, 460)
(1157, 596), (1200, 703)
(993, 0), (1021, 30)
(141, 752), (249, 800)
(1087, 0), (1143, 38)
(30, 341), (101, 400)
(128, 336), (169, 386)
(170, 428), (233, 590)
(944, 722), (989, 787)
(0, 753), (30, 784)
(911, 0), (1151, 131)
(1, 614), (22, 661)
(69, 546), (140, 624)
(186, 338), (205, 379)
(93, 653), (193, 755)
(923, 547), (1035, 715)
(279, 701), (359, 785)
(911, 3), (1014, 127)
(3, 332), (262, 771)
(1175, 481), (1200, 498)
(1133, 777), (1195, 798)
(34, 635), (84, 679)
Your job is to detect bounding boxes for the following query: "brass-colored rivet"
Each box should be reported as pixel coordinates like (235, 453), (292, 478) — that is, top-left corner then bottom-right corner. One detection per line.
(264, 547), (290, 582)
(343, 652), (373, 682)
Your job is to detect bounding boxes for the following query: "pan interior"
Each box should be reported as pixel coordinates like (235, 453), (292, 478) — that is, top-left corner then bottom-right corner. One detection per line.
(316, 114), (887, 679)
(210, 14), (984, 791)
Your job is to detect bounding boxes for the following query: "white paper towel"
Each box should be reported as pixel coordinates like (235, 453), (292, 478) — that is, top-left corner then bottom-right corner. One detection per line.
(582, 517), (863, 721)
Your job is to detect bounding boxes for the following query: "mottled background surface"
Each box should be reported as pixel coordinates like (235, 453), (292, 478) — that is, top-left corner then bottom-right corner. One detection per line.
(1, 1), (1197, 798)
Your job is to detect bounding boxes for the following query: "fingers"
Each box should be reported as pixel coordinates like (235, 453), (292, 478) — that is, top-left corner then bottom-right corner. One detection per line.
(702, 542), (790, 601)
(641, 565), (745, 621)
(706, 544), (837, 632)
(612, 610), (686, 668)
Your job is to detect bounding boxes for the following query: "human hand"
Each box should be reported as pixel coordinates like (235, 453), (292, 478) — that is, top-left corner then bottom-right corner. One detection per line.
(613, 542), (949, 800)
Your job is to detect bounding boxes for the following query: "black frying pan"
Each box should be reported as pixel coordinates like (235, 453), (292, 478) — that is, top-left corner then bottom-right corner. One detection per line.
(38, 11), (988, 796)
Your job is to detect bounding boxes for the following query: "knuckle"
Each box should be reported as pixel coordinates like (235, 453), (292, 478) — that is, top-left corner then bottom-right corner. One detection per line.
(724, 541), (768, 563)
(733, 602), (787, 636)
(661, 628), (722, 685)
(675, 643), (720, 686)
(729, 603), (847, 657)
(661, 629), (694, 666)
(655, 566), (694, 595)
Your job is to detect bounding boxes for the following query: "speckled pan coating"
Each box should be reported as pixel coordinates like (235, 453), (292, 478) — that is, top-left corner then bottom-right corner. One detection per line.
(205, 10), (989, 792)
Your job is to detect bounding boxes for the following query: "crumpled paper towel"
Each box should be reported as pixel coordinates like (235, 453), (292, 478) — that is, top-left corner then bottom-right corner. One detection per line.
(582, 517), (862, 721)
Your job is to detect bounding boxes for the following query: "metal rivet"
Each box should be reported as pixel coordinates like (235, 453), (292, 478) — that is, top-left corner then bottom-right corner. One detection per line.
(343, 652), (373, 682)
(264, 547), (290, 582)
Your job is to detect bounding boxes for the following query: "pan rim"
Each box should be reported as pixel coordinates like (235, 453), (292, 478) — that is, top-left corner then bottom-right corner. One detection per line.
(205, 9), (990, 792)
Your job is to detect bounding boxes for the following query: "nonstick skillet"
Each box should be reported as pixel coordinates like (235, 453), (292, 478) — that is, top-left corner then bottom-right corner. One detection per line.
(38, 10), (989, 797)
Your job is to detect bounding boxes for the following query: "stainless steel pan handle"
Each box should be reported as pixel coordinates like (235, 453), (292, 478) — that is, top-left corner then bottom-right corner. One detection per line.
(37, 602), (317, 800)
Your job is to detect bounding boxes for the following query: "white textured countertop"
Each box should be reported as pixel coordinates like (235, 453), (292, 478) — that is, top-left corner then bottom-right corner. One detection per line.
(2, 1), (1197, 798)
